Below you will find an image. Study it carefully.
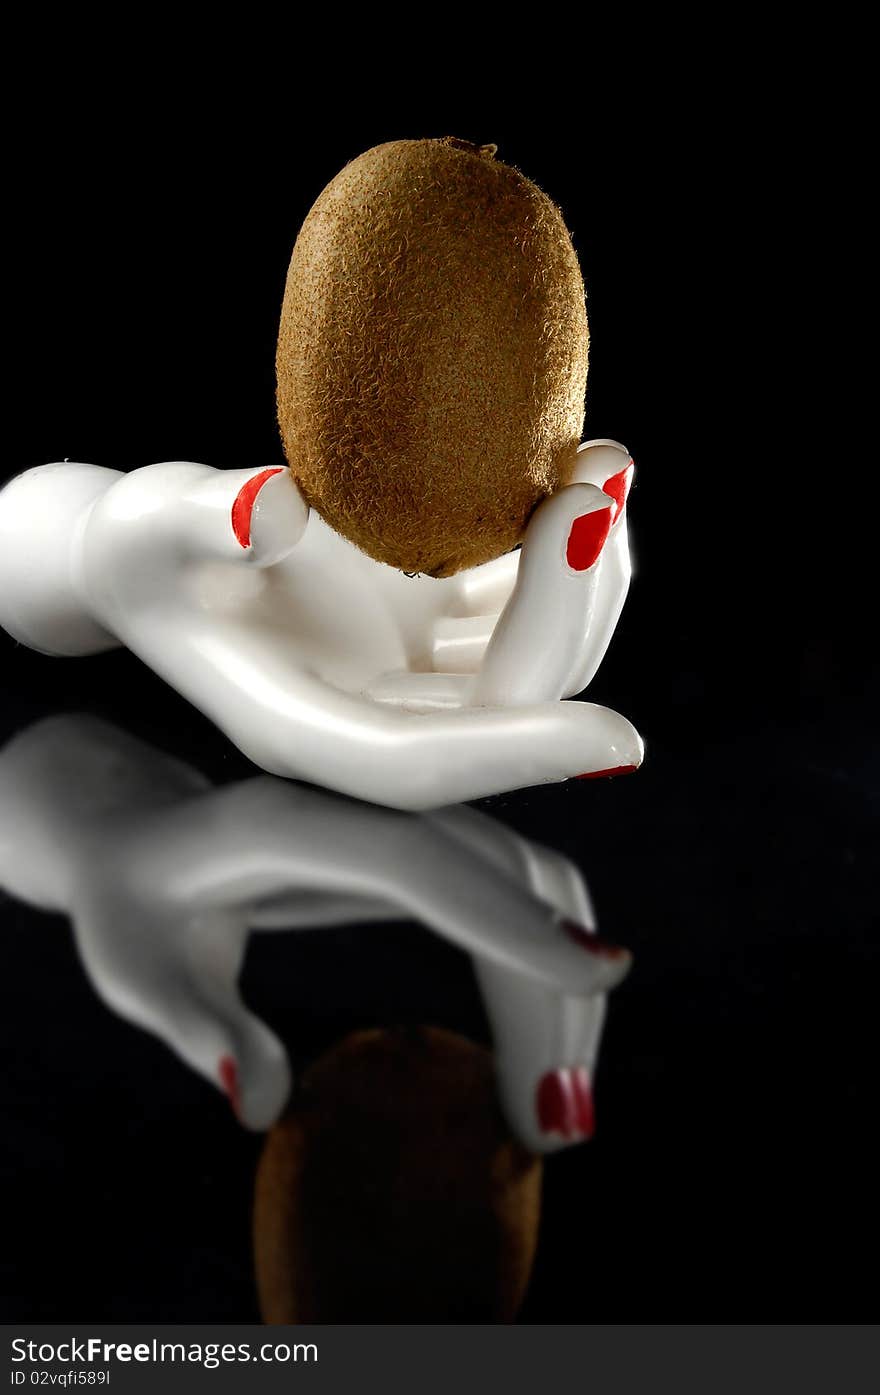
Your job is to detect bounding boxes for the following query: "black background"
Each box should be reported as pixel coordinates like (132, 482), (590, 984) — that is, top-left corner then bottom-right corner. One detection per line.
(2, 54), (876, 1321)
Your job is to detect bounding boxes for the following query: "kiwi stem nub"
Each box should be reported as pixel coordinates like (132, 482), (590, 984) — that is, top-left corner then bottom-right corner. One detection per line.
(441, 136), (497, 158)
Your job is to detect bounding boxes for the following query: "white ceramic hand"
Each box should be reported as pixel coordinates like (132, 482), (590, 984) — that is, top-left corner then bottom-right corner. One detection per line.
(0, 442), (641, 808)
(471, 440), (635, 706)
(0, 715), (631, 1150)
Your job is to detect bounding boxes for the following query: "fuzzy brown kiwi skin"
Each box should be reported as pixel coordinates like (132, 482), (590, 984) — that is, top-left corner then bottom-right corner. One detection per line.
(276, 137), (589, 577)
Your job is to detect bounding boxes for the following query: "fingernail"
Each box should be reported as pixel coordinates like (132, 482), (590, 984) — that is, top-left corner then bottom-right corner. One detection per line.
(536, 1069), (573, 1136)
(566, 506), (613, 571)
(575, 764), (638, 780)
(571, 1067), (596, 1137)
(218, 1054), (241, 1118)
(560, 918), (631, 962)
(536, 1068), (595, 1140)
(231, 468), (284, 548)
(602, 461), (634, 523)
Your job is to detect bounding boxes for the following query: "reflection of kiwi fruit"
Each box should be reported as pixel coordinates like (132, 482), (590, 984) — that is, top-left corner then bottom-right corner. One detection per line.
(253, 1027), (542, 1322)
(276, 138), (589, 577)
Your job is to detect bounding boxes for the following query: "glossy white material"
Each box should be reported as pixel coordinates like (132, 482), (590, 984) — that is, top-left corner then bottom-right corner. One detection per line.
(0, 715), (631, 1152)
(0, 442), (642, 809)
(0, 463), (121, 655)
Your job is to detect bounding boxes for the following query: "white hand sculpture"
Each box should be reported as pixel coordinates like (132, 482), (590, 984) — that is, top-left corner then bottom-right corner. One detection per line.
(0, 441), (642, 809)
(0, 714), (632, 1152)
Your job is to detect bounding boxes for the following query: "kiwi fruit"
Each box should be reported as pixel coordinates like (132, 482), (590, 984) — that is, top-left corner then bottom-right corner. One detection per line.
(253, 1027), (542, 1322)
(276, 137), (589, 577)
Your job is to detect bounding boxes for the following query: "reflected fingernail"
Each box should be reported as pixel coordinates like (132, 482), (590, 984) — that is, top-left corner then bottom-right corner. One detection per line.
(231, 467), (284, 548)
(218, 1054), (241, 1118)
(566, 506), (613, 571)
(560, 919), (631, 962)
(571, 1067), (596, 1137)
(536, 1067), (595, 1140)
(536, 1069), (573, 1136)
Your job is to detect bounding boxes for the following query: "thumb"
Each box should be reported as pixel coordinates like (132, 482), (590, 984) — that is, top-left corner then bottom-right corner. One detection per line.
(73, 900), (291, 1129)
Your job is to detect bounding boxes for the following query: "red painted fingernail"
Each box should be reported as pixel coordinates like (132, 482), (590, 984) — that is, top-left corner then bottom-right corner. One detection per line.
(218, 1055), (241, 1118)
(231, 467), (284, 548)
(536, 1069), (575, 1137)
(560, 919), (630, 962)
(566, 506), (612, 571)
(575, 764), (638, 780)
(571, 1067), (596, 1137)
(536, 1068), (595, 1139)
(602, 461), (634, 523)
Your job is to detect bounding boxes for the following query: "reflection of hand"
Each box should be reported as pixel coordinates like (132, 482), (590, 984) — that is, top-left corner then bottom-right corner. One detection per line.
(0, 441), (642, 809)
(0, 715), (632, 1152)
